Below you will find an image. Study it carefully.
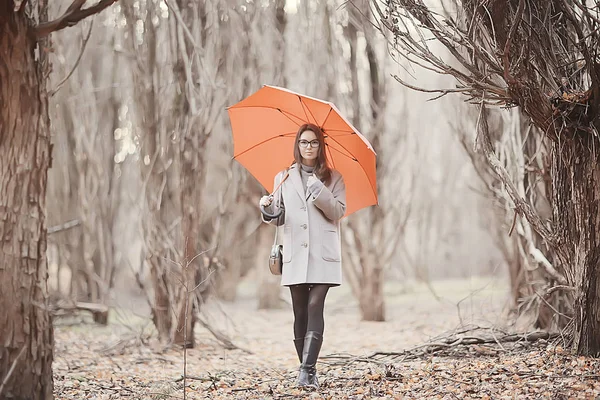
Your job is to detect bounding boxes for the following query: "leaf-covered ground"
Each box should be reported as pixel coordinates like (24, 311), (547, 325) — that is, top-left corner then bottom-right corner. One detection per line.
(53, 279), (600, 399)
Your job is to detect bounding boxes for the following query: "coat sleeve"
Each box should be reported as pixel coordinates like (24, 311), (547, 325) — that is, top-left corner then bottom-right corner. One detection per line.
(261, 171), (285, 226)
(309, 172), (346, 222)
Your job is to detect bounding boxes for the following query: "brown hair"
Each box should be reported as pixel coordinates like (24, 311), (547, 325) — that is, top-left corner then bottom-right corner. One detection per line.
(293, 123), (332, 183)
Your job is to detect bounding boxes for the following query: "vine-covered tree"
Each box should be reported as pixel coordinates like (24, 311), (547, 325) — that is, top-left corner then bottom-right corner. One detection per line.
(376, 0), (600, 355)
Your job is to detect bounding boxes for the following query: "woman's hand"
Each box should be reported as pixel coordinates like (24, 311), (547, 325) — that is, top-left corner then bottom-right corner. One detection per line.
(260, 195), (273, 207)
(306, 175), (319, 188)
(306, 174), (324, 197)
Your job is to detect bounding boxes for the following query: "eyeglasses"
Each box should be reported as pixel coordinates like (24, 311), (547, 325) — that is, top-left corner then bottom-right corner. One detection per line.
(299, 140), (320, 148)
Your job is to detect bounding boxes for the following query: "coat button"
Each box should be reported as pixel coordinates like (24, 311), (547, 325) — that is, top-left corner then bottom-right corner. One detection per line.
(302, 242), (308, 248)
(301, 224), (307, 229)
(301, 206), (306, 211)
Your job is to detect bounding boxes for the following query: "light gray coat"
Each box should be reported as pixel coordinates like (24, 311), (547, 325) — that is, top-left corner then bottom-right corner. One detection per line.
(263, 163), (346, 286)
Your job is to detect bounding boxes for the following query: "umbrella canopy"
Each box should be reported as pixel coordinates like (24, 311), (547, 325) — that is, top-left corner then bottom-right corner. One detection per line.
(227, 85), (377, 217)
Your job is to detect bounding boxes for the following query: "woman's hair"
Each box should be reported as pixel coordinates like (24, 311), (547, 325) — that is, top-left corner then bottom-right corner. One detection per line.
(293, 123), (332, 183)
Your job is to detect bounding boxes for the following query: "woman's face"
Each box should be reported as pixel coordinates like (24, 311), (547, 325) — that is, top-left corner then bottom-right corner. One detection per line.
(298, 129), (319, 163)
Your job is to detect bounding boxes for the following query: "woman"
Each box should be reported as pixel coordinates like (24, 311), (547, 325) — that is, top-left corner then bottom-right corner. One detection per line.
(259, 123), (346, 389)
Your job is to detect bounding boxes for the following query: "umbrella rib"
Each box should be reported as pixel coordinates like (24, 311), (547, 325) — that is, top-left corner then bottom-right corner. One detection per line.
(300, 97), (319, 126)
(327, 133), (357, 137)
(321, 107), (333, 128)
(279, 108), (305, 128)
(324, 128), (355, 133)
(326, 135), (378, 196)
(326, 142), (336, 169)
(232, 132), (297, 159)
(298, 96), (312, 124)
(326, 142), (357, 161)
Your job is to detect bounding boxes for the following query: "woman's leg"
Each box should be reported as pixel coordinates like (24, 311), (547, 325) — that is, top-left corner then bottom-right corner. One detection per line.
(289, 285), (309, 363)
(289, 284), (310, 339)
(306, 284), (330, 335)
(297, 284), (330, 388)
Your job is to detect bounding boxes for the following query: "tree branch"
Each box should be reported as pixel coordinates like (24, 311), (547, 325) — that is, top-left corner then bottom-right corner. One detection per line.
(49, 19), (94, 97)
(476, 101), (559, 251)
(18, 0), (30, 12)
(33, 0), (117, 38)
(502, 0), (525, 85)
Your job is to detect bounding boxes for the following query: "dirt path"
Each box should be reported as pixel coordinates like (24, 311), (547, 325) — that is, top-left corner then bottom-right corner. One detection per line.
(53, 278), (600, 399)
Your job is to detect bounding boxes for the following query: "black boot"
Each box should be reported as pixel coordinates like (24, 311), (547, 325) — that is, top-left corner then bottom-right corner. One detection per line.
(297, 331), (322, 389)
(293, 338), (304, 364)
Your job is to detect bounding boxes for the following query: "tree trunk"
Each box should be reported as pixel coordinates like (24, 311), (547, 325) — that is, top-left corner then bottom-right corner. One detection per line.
(172, 227), (200, 348)
(254, 0), (287, 309)
(344, 18), (361, 130)
(551, 140), (600, 355)
(274, 0), (287, 87)
(340, 0), (387, 322)
(122, 2), (182, 344)
(0, 6), (54, 399)
(149, 257), (172, 342)
(359, 255), (385, 322)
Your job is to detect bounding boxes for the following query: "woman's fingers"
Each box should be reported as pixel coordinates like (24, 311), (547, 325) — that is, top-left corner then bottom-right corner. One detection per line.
(260, 195), (273, 207)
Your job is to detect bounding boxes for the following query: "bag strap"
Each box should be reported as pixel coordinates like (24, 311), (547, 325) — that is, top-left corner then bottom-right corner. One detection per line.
(273, 170), (289, 245)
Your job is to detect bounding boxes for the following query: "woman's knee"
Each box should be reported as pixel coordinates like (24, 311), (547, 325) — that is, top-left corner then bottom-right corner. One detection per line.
(307, 297), (325, 314)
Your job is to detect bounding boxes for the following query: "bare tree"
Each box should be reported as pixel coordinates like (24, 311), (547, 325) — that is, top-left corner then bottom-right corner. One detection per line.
(192, 1), (292, 309)
(256, 0), (289, 310)
(456, 106), (570, 329)
(121, 0), (183, 344)
(47, 18), (121, 324)
(285, 0), (415, 320)
(201, 4), (260, 303)
(0, 0), (116, 397)
(122, 0), (257, 346)
(339, 0), (401, 321)
(171, 0), (211, 348)
(375, 0), (600, 354)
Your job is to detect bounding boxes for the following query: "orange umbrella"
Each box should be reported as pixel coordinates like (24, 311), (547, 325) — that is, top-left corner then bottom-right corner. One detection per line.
(227, 85), (377, 217)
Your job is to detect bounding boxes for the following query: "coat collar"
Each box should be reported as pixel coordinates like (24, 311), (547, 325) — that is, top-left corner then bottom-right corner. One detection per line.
(288, 163), (307, 205)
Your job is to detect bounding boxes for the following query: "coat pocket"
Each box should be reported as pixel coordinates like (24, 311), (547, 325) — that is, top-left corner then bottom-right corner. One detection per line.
(283, 225), (292, 263)
(321, 228), (340, 262)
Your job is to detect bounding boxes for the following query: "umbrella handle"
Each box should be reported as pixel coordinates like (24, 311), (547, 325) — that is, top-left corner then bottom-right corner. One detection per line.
(260, 203), (284, 219)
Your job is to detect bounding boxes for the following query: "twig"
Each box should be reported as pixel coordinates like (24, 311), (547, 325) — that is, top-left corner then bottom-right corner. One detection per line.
(502, 0), (525, 84)
(144, 393), (184, 399)
(174, 375), (212, 383)
(544, 285), (576, 296)
(18, 0), (30, 12)
(197, 315), (249, 352)
(182, 249), (190, 400)
(323, 330), (559, 365)
(438, 372), (471, 385)
(490, 329), (506, 352)
(231, 387), (256, 392)
(48, 219), (81, 234)
(0, 345), (26, 395)
(50, 19), (95, 97)
(34, 0), (117, 38)
(508, 209), (518, 236)
(535, 292), (574, 321)
(98, 384), (136, 394)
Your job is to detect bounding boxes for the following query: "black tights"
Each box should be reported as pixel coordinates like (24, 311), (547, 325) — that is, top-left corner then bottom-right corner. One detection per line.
(289, 284), (330, 339)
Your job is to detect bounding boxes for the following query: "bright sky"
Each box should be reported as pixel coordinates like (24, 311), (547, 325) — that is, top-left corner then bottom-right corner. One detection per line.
(284, 0), (299, 14)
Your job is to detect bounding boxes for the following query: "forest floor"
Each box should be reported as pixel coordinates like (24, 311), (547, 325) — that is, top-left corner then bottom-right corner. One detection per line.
(53, 277), (600, 399)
